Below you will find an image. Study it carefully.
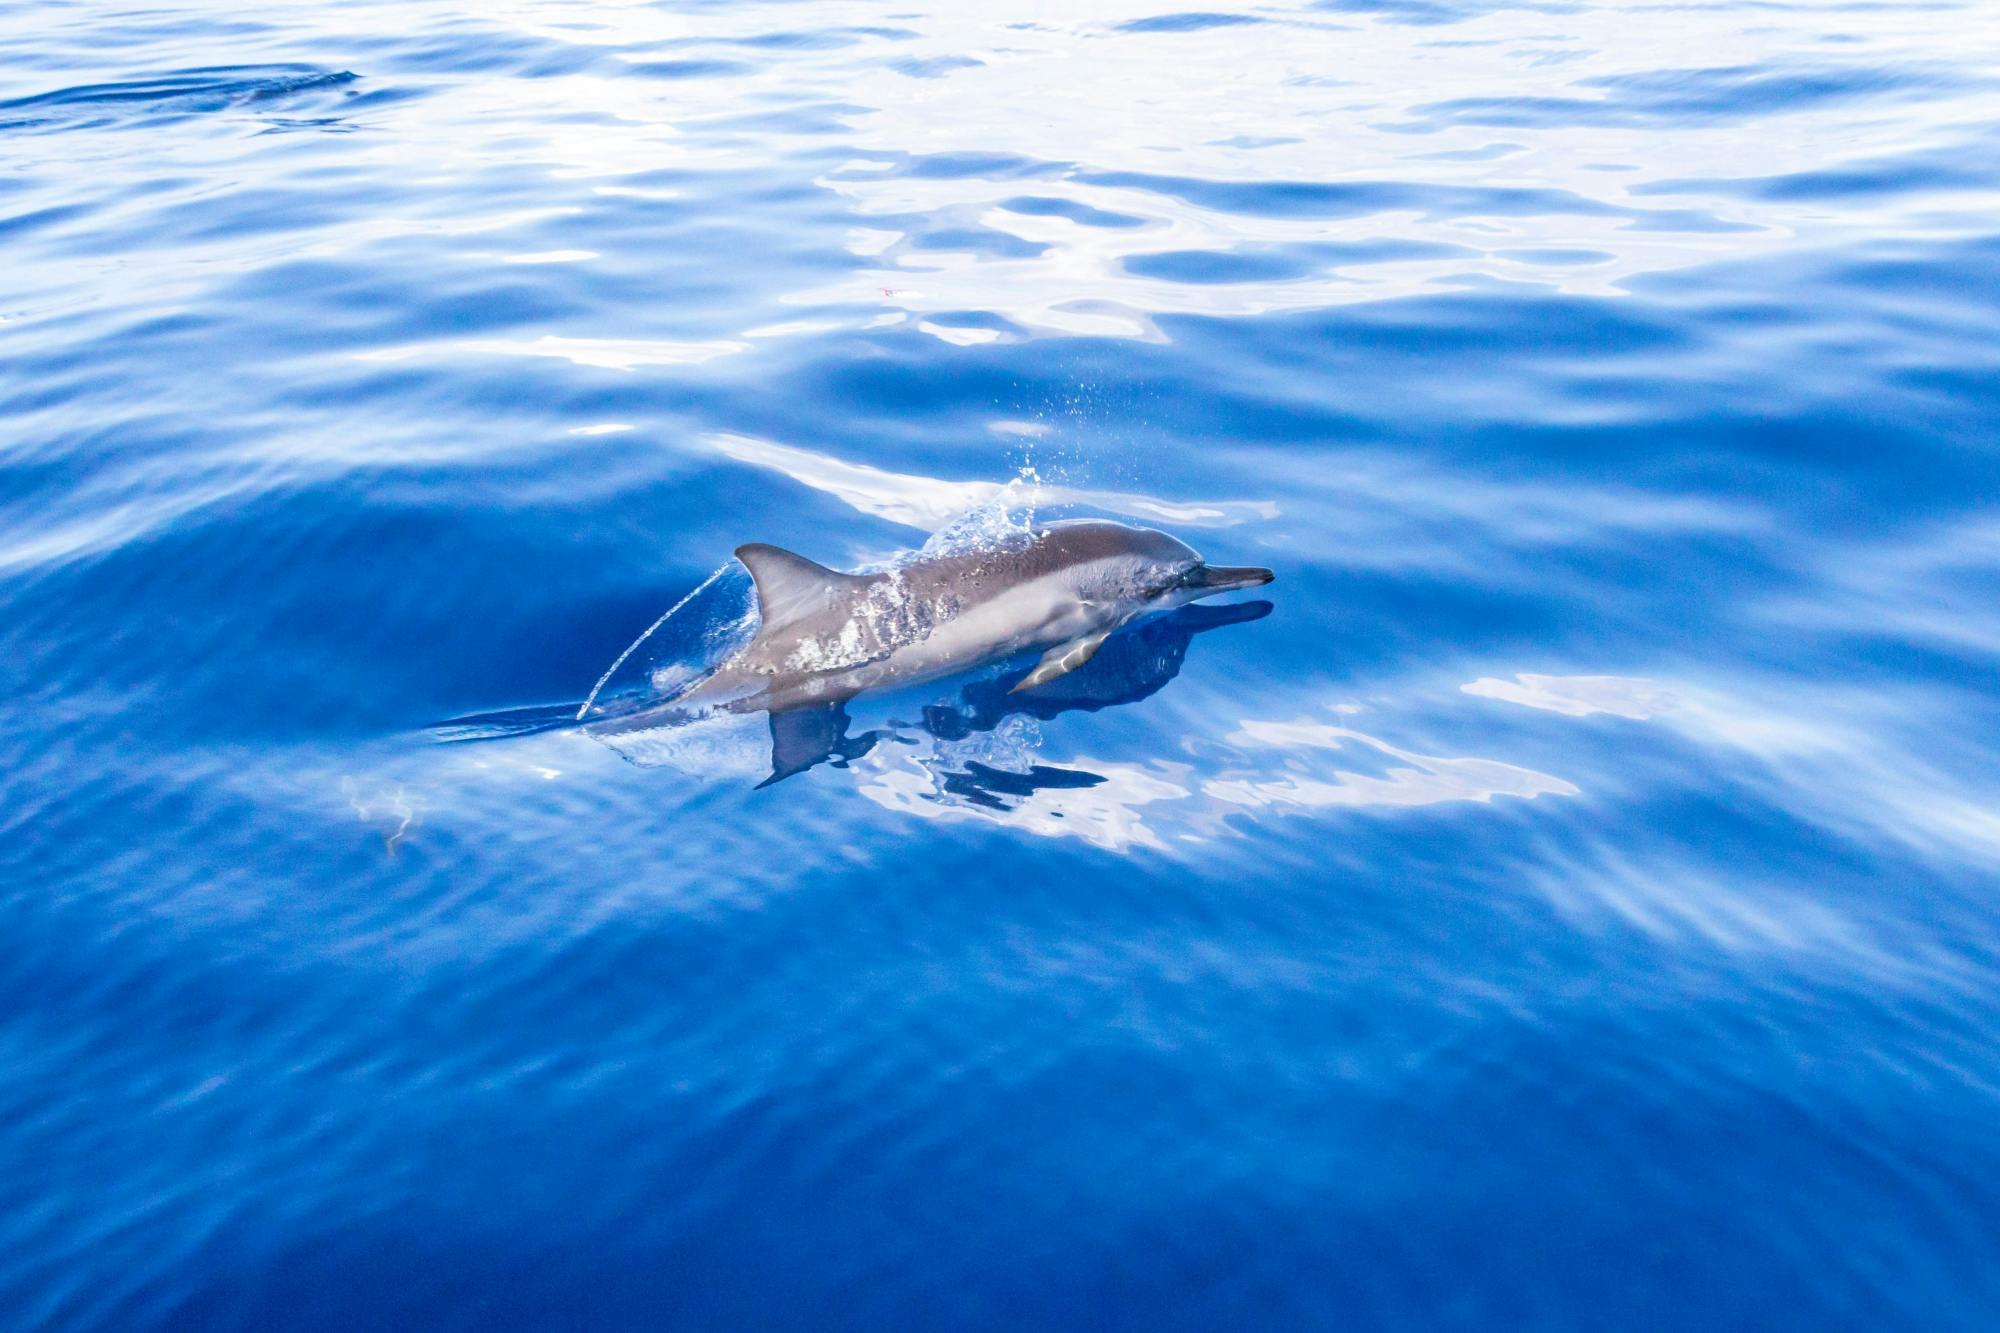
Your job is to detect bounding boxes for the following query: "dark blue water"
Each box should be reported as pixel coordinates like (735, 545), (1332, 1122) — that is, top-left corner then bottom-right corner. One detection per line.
(6, 0), (2000, 1327)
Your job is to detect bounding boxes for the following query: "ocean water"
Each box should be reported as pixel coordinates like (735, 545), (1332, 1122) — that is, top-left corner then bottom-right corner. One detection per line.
(5, 0), (2000, 1326)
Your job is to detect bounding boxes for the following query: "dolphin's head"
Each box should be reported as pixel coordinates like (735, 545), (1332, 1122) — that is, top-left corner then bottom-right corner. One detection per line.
(1039, 520), (1274, 609)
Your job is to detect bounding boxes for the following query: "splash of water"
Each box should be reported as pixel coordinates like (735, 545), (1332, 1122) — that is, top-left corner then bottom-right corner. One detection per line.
(582, 468), (1052, 726)
(574, 565), (757, 723)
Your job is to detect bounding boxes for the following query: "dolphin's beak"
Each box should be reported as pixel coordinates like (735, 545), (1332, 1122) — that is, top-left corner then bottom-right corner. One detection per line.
(1190, 564), (1275, 594)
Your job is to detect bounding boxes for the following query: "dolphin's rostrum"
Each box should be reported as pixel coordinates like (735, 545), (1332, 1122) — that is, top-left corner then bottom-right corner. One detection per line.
(667, 518), (1273, 719)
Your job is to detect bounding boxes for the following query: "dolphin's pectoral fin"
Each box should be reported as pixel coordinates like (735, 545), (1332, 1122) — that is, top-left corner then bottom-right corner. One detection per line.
(1010, 631), (1111, 693)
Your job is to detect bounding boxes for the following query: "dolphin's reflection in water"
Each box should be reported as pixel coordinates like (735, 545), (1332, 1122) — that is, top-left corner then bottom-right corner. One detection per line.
(757, 599), (1272, 791)
(431, 592), (1575, 855)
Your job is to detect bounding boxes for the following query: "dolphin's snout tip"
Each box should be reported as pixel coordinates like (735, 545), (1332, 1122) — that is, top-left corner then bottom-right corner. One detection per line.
(1198, 564), (1275, 592)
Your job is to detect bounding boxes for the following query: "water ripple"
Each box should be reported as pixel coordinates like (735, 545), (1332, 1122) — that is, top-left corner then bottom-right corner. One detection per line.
(6, 0), (2000, 1326)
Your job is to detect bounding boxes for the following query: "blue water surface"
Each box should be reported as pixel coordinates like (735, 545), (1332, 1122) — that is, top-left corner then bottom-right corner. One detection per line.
(5, 0), (2000, 1327)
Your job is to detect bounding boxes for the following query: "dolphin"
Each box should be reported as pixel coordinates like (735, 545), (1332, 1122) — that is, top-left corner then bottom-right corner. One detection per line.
(665, 519), (1273, 721)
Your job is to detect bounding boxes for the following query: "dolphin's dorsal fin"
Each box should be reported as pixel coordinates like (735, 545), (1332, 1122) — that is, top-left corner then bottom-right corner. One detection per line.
(735, 543), (861, 628)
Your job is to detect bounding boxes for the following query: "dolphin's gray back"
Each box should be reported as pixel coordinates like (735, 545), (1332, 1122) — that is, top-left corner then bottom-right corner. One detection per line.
(886, 520), (1194, 603)
(981, 520), (1194, 581)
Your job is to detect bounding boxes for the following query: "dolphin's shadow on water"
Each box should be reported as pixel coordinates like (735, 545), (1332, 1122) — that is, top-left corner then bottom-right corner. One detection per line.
(758, 598), (1272, 791)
